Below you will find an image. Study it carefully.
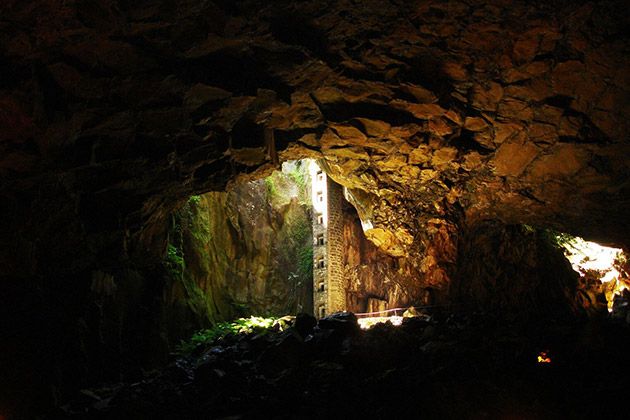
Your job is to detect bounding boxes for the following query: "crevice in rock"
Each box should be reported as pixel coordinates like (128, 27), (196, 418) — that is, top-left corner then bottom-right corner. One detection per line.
(560, 109), (612, 145)
(231, 117), (265, 149)
(544, 94), (574, 109)
(193, 158), (231, 183)
(269, 13), (329, 59)
(397, 55), (455, 107)
(552, 38), (584, 63)
(179, 53), (295, 103)
(449, 129), (493, 154)
(518, 188), (546, 204)
(274, 128), (320, 151)
(312, 99), (419, 125)
(532, 52), (555, 62)
(338, 66), (387, 83)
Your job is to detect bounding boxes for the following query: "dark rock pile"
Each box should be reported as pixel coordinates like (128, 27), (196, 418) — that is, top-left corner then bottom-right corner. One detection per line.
(46, 311), (630, 420)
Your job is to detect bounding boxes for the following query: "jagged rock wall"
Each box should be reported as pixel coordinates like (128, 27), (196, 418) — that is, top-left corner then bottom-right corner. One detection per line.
(452, 222), (587, 318)
(1, 0), (629, 416)
(1, 0), (628, 307)
(1, 1), (628, 281)
(344, 204), (591, 317)
(171, 177), (313, 323)
(343, 202), (425, 313)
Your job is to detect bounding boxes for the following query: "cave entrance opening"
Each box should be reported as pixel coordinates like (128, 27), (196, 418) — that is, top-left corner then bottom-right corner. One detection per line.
(167, 160), (317, 330)
(557, 233), (627, 312)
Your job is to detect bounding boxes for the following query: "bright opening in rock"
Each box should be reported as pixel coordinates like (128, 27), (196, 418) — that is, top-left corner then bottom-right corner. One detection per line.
(168, 157), (425, 333)
(558, 234), (626, 311)
(6, 1), (630, 418)
(165, 159), (317, 322)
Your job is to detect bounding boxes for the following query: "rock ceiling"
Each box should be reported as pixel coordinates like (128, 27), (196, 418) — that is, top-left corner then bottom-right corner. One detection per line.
(1, 0), (629, 277)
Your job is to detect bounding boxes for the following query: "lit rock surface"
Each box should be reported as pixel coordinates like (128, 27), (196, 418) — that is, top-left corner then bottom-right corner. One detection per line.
(1, 0), (629, 416)
(176, 174), (313, 322)
(1, 0), (629, 284)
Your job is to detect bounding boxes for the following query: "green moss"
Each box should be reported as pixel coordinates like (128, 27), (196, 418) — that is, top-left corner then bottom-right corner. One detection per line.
(297, 246), (314, 283)
(277, 215), (313, 296)
(264, 161), (311, 206)
(165, 243), (184, 280)
(163, 162), (314, 336)
(287, 165), (307, 191)
(163, 202), (225, 324)
(264, 177), (279, 201)
(521, 225), (578, 250)
(523, 224), (535, 233)
(555, 232), (578, 248)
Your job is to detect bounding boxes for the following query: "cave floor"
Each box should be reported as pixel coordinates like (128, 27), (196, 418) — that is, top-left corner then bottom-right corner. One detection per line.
(45, 312), (630, 420)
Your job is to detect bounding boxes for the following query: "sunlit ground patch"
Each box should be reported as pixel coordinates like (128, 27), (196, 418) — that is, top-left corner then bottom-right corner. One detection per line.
(357, 315), (404, 329)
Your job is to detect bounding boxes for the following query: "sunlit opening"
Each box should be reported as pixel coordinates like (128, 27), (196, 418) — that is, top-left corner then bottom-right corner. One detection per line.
(360, 219), (373, 232)
(559, 235), (626, 311)
(309, 160), (328, 228)
(358, 315), (404, 329)
(356, 307), (424, 329)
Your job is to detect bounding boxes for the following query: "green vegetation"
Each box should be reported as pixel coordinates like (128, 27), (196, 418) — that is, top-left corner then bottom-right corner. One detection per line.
(264, 161), (311, 207)
(229, 299), (249, 315)
(165, 242), (185, 279)
(264, 176), (279, 201)
(167, 243), (184, 266)
(523, 224), (536, 233)
(615, 252), (627, 267)
(278, 215), (313, 293)
(297, 246), (314, 284)
(175, 316), (285, 353)
(163, 200), (224, 323)
(162, 160), (314, 333)
(555, 232), (578, 248)
(287, 165), (307, 191)
(522, 225), (578, 250)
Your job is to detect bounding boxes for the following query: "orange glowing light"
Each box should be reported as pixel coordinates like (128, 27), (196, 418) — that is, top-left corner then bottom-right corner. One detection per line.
(537, 351), (551, 363)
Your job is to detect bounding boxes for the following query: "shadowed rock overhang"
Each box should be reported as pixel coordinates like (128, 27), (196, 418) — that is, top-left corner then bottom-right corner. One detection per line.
(1, 0), (630, 416)
(1, 0), (628, 278)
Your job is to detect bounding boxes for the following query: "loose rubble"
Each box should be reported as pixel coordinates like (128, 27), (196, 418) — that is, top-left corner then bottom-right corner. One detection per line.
(47, 310), (630, 419)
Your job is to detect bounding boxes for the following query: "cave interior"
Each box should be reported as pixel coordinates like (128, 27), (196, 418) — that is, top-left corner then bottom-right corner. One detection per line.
(1, 0), (630, 418)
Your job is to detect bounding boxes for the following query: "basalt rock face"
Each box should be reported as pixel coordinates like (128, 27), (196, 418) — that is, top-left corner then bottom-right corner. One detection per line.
(170, 175), (313, 324)
(453, 222), (586, 317)
(344, 207), (588, 317)
(1, 0), (630, 416)
(2, 0), (629, 276)
(343, 201), (431, 313)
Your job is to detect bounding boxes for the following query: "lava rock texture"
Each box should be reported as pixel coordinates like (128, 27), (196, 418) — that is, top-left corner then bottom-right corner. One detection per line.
(1, 0), (629, 417)
(45, 311), (630, 420)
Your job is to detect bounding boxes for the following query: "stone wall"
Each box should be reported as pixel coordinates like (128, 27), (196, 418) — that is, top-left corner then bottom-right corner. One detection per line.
(311, 162), (328, 317)
(326, 178), (345, 313)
